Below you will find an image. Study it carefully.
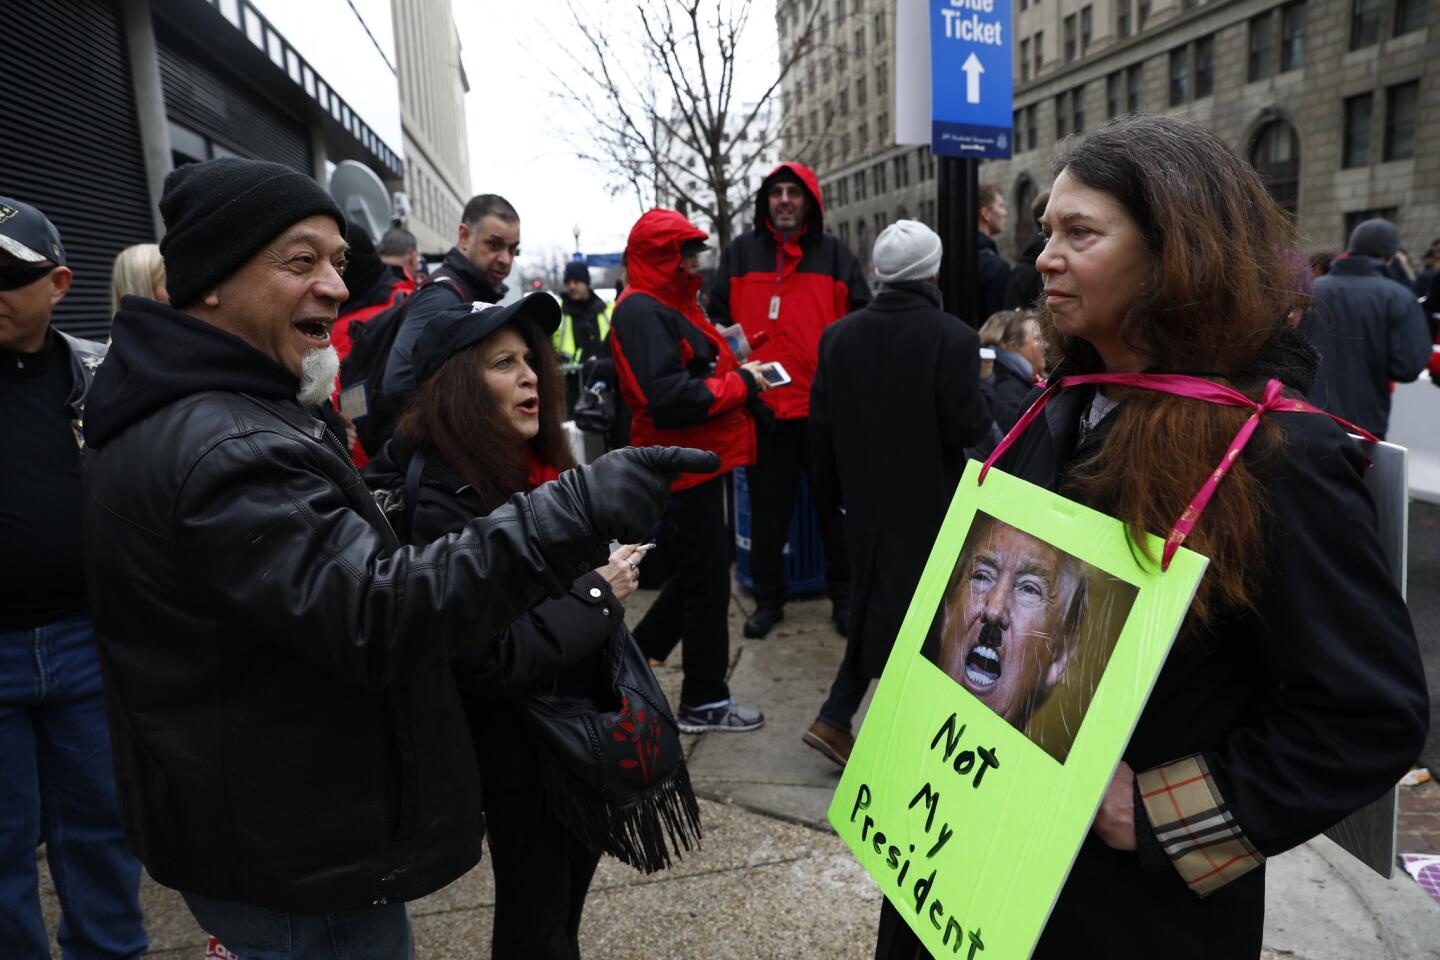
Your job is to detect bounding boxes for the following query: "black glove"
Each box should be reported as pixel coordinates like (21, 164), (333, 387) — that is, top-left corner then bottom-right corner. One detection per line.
(542, 446), (721, 545)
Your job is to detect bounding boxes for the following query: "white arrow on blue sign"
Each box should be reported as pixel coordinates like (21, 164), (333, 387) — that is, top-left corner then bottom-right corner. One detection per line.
(930, 0), (1013, 159)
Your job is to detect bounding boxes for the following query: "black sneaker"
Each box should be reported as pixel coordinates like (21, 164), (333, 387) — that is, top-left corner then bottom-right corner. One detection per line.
(677, 701), (765, 733)
(743, 606), (784, 638)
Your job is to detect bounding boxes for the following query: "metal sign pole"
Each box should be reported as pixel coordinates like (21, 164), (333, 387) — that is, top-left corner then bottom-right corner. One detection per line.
(939, 156), (982, 327)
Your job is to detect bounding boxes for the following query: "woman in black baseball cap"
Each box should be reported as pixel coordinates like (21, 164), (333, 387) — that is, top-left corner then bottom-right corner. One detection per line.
(365, 292), (690, 958)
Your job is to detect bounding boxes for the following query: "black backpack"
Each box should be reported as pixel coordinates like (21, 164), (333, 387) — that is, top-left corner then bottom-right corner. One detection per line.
(339, 277), (462, 455)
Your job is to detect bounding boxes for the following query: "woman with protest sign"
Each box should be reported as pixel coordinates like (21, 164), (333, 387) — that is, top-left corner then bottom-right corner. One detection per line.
(877, 115), (1427, 958)
(365, 293), (700, 959)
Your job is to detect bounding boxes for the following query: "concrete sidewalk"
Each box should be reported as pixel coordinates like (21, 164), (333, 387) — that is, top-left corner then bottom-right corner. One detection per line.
(38, 588), (1440, 958)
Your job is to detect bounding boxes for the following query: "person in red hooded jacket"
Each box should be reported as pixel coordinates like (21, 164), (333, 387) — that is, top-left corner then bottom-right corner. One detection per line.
(609, 209), (770, 732)
(709, 163), (871, 639)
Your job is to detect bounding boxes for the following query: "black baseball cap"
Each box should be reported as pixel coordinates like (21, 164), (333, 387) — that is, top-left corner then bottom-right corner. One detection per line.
(413, 292), (562, 385)
(0, 196), (66, 265)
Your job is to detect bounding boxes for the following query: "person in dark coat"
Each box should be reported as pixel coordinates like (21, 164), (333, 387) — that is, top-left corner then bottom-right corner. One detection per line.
(802, 220), (992, 766)
(874, 116), (1428, 960)
(978, 308), (1045, 431)
(364, 294), (649, 960)
(1297, 217), (1430, 438)
(1003, 189), (1049, 309)
(976, 182), (1012, 319)
(81, 158), (716, 958)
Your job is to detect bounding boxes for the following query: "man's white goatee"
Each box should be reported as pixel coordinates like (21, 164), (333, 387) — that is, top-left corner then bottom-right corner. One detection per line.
(296, 346), (340, 407)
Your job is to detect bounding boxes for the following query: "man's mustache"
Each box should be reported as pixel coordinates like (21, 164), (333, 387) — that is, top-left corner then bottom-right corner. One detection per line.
(976, 620), (1005, 649)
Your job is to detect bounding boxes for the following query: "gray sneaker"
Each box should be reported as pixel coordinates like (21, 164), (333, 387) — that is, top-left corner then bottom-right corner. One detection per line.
(677, 701), (765, 733)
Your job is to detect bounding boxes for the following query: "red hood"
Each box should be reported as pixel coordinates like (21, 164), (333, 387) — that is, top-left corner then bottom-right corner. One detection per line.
(617, 209), (708, 319)
(755, 161), (824, 236)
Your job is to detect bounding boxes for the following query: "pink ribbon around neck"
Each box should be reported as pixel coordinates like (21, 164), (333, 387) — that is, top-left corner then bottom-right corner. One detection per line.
(979, 372), (1381, 571)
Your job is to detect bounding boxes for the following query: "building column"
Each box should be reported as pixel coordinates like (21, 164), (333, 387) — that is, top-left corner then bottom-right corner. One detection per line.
(121, 0), (170, 239)
(311, 125), (330, 186)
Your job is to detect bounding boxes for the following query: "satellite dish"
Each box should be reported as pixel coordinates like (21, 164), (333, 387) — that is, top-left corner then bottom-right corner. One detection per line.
(328, 160), (391, 240)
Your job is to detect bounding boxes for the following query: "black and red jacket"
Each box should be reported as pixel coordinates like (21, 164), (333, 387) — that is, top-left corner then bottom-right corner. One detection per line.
(609, 210), (757, 492)
(708, 161), (872, 420)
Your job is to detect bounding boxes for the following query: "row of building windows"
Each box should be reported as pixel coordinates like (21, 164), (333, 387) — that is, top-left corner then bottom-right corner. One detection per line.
(820, 147), (936, 213)
(1343, 80), (1420, 166)
(833, 200), (937, 255)
(1016, 0), (1420, 87)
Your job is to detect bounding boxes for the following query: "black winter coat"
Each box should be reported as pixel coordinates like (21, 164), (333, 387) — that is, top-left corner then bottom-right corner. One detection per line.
(976, 232), (1012, 319)
(999, 356), (1428, 958)
(1297, 254), (1430, 438)
(811, 282), (992, 679)
(81, 299), (608, 913)
(987, 347), (1036, 432)
(1002, 232), (1046, 310)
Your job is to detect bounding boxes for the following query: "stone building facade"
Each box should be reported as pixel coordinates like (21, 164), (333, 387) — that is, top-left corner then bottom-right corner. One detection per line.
(392, 0), (471, 255)
(777, 0), (1438, 270)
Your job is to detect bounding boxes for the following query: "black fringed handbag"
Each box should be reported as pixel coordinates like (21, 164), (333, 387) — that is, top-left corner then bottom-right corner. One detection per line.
(520, 624), (703, 874)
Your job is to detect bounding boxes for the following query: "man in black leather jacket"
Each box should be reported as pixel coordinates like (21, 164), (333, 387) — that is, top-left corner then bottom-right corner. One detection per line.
(81, 158), (714, 959)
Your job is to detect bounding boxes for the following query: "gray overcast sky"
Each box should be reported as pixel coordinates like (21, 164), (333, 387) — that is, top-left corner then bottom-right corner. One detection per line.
(452, 1), (779, 263)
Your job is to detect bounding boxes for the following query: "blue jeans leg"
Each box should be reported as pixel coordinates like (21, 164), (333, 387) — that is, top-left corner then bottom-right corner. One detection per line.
(182, 893), (415, 960)
(0, 677), (48, 960)
(0, 616), (147, 960)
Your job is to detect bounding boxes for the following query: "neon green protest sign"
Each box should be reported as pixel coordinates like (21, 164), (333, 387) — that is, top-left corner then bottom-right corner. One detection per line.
(828, 461), (1206, 958)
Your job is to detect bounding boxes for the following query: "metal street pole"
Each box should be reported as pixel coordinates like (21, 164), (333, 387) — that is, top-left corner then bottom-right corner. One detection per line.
(938, 155), (981, 328)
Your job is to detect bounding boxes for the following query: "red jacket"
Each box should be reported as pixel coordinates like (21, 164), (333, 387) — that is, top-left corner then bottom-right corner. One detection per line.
(709, 162), (871, 419)
(609, 210), (757, 492)
(330, 276), (415, 466)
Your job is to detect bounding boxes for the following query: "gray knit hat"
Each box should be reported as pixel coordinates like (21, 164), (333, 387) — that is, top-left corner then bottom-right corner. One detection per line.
(873, 220), (943, 284)
(1347, 218), (1399, 259)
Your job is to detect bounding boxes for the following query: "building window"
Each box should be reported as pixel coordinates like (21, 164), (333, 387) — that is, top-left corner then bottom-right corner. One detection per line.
(1250, 119), (1300, 213)
(1384, 81), (1419, 160)
(1064, 15), (1077, 62)
(1021, 38), (1031, 82)
(854, 27), (866, 57)
(1034, 31), (1044, 75)
(1248, 13), (1275, 81)
(1281, 2), (1305, 71)
(1138, 0), (1151, 28)
(856, 77), (867, 107)
(1056, 92), (1069, 139)
(839, 89), (849, 113)
(1072, 85), (1085, 133)
(1344, 207), (1398, 236)
(854, 171), (867, 201)
(1169, 48), (1189, 106)
(858, 120), (868, 147)
(895, 154), (910, 187)
(822, 56), (831, 83)
(876, 63), (888, 96)
(1081, 6), (1093, 53)
(1343, 92), (1373, 167)
(1026, 105), (1038, 150)
(873, 11), (886, 43)
(842, 132), (851, 158)
(878, 112), (889, 142)
(1350, 0), (1383, 48)
(1117, 0), (1131, 39)
(839, 221), (850, 246)
(1195, 36), (1214, 97)
(1395, 0), (1426, 35)
(1107, 72), (1122, 117)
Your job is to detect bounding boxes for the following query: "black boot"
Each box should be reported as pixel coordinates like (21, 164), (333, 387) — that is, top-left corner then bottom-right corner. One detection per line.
(743, 605), (784, 638)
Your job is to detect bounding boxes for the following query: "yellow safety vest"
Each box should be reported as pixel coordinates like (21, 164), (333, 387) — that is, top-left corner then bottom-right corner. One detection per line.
(553, 299), (613, 364)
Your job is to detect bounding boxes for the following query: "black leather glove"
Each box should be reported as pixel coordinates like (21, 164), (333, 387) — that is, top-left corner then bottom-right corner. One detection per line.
(538, 446), (721, 546)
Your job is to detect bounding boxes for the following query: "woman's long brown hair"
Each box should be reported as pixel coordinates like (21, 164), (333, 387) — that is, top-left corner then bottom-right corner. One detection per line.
(398, 319), (576, 513)
(1041, 116), (1308, 623)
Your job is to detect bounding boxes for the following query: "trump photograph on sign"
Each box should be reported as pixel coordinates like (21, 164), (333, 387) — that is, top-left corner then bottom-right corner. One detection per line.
(925, 511), (1138, 763)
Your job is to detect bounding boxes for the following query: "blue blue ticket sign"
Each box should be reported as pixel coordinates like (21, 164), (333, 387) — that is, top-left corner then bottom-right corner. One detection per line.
(930, 0), (1013, 159)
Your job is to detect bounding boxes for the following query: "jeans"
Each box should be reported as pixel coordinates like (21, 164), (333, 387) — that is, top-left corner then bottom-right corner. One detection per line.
(633, 476), (733, 706)
(748, 418), (850, 610)
(0, 615), (146, 960)
(182, 893), (414, 960)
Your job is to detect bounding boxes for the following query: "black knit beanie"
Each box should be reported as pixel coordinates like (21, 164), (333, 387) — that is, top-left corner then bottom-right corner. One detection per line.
(159, 157), (346, 307)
